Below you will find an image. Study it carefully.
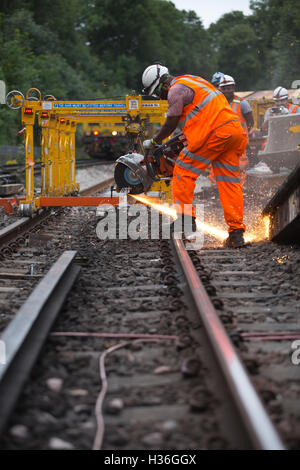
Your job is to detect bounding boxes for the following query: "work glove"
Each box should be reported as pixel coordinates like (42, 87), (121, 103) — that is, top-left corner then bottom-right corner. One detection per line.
(178, 133), (188, 146)
(143, 138), (157, 150)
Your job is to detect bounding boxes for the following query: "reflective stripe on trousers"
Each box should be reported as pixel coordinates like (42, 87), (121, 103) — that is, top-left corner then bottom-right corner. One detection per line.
(173, 121), (247, 232)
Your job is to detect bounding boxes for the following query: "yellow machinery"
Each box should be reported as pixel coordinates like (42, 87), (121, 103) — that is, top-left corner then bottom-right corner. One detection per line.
(6, 88), (169, 215)
(246, 91), (300, 169)
(248, 98), (274, 130)
(235, 91), (299, 163)
(236, 89), (300, 130)
(236, 91), (296, 130)
(247, 89), (300, 130)
(81, 119), (128, 159)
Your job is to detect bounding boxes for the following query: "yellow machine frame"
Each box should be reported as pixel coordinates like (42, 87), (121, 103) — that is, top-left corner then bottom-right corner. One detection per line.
(7, 88), (169, 214)
(249, 98), (274, 130)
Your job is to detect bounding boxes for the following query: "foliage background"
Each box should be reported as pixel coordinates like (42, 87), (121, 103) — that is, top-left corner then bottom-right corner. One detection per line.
(0, 0), (299, 144)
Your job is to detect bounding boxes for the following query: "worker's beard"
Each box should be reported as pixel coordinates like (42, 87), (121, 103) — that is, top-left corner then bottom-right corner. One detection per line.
(223, 91), (234, 103)
(159, 87), (169, 100)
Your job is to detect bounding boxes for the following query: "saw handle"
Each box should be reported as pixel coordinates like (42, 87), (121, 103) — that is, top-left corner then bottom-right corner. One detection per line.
(144, 149), (160, 181)
(143, 133), (185, 182)
(153, 132), (184, 154)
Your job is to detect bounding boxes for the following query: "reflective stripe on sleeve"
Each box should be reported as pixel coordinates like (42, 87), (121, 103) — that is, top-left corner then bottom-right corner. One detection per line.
(183, 90), (222, 124)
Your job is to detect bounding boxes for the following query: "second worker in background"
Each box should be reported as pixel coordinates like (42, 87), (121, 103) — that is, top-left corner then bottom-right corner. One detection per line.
(209, 74), (254, 186)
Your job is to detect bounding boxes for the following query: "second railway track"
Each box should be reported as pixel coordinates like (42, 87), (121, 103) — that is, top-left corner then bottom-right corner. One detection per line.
(0, 195), (295, 449)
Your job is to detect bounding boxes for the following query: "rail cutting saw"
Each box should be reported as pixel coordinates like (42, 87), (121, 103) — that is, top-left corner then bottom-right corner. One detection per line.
(114, 133), (184, 194)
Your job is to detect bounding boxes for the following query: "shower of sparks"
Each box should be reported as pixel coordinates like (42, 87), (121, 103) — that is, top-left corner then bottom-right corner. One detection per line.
(133, 194), (227, 240)
(273, 254), (288, 264)
(131, 195), (270, 244)
(244, 215), (270, 243)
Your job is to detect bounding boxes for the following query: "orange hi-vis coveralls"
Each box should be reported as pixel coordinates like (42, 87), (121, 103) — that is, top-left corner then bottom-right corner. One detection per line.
(171, 75), (247, 232)
(288, 103), (299, 113)
(209, 96), (249, 186)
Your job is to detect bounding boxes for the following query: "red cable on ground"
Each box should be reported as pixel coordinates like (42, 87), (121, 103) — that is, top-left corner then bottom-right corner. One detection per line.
(50, 332), (179, 450)
(51, 331), (179, 341)
(93, 341), (129, 451)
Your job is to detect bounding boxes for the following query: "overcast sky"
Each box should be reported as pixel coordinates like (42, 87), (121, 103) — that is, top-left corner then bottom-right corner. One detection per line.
(171, 0), (252, 28)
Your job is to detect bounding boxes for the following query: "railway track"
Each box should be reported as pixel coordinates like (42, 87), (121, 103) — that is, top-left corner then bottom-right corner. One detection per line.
(0, 192), (294, 449)
(0, 159), (114, 176)
(0, 177), (115, 255)
(192, 242), (300, 449)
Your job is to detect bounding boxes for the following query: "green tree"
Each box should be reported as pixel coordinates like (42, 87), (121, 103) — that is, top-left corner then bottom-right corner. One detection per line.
(209, 12), (261, 90)
(84, 0), (215, 89)
(1, 0), (299, 146)
(177, 10), (216, 80)
(250, 0), (300, 88)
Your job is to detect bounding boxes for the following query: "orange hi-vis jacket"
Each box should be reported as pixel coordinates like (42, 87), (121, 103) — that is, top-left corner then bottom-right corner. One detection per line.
(171, 75), (247, 232)
(288, 103), (299, 114)
(231, 97), (248, 137)
(169, 75), (239, 151)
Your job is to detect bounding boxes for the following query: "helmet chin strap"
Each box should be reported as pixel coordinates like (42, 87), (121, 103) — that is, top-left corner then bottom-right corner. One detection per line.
(154, 83), (163, 96)
(154, 75), (170, 97)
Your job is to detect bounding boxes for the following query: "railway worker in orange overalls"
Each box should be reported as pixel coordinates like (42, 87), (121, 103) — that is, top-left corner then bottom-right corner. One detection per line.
(261, 87), (300, 151)
(264, 87), (300, 123)
(142, 64), (248, 247)
(208, 75), (254, 187)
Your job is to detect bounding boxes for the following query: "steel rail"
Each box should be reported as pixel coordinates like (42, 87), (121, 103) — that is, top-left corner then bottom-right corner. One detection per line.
(0, 178), (114, 434)
(79, 177), (115, 196)
(0, 177), (114, 248)
(0, 211), (50, 248)
(0, 251), (80, 435)
(0, 159), (113, 174)
(172, 236), (285, 450)
(0, 217), (29, 239)
(77, 160), (114, 169)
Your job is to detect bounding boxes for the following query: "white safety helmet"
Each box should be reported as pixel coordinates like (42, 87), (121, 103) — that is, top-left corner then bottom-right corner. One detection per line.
(142, 63), (169, 96)
(273, 86), (288, 101)
(219, 75), (236, 87)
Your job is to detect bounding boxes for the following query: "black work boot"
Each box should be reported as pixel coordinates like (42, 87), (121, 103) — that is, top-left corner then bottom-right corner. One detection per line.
(170, 215), (197, 238)
(223, 229), (245, 248)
